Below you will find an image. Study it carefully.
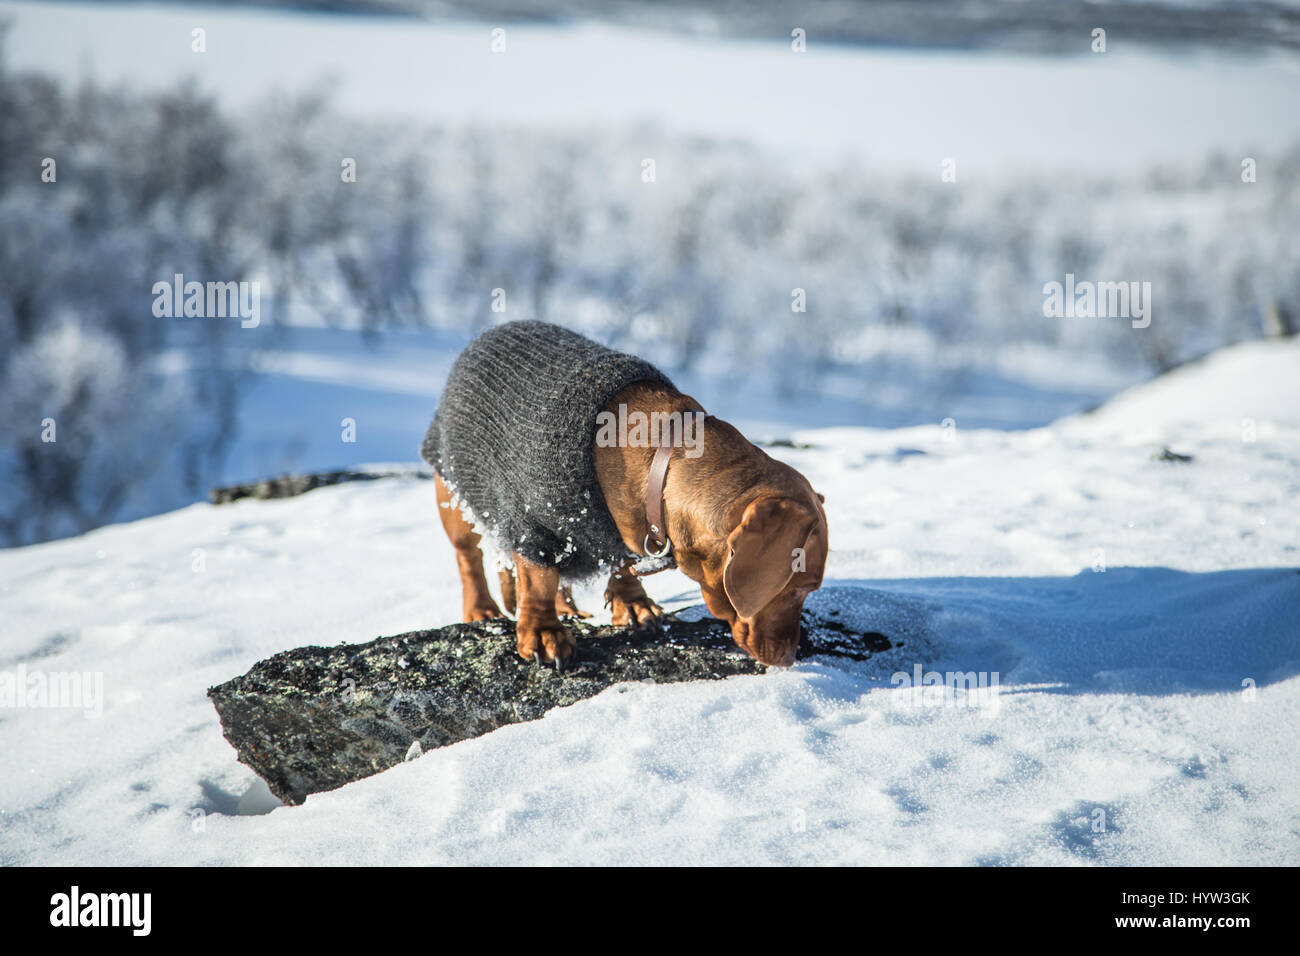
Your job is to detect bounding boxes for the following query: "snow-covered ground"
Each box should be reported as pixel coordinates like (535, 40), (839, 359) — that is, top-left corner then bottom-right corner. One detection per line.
(1, 338), (1296, 865)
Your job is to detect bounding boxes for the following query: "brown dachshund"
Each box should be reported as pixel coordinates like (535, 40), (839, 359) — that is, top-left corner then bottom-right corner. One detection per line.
(434, 379), (827, 668)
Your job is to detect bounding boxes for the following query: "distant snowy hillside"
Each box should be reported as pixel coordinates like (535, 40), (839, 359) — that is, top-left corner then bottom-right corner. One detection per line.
(2, 340), (1296, 865)
(7, 1), (1300, 175)
(1073, 339), (1300, 434)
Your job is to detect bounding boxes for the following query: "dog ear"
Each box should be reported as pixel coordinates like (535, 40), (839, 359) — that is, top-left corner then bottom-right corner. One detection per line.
(723, 498), (816, 619)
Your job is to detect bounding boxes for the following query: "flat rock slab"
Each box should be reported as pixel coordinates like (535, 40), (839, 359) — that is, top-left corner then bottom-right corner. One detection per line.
(208, 611), (897, 805)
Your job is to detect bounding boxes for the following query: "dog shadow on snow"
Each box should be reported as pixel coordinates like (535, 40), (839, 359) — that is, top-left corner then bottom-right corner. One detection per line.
(674, 566), (1300, 698)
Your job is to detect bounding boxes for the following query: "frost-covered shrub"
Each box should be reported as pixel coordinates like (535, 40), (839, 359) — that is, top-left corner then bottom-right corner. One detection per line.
(0, 317), (189, 542)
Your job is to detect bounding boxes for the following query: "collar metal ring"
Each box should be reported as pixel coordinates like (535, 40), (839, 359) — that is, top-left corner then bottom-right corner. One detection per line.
(643, 532), (672, 558)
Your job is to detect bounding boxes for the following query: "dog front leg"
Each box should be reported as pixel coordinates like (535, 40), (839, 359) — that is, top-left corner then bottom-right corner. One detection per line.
(513, 553), (576, 666)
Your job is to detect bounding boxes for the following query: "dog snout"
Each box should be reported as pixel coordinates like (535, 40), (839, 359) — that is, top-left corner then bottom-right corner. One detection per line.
(731, 619), (799, 668)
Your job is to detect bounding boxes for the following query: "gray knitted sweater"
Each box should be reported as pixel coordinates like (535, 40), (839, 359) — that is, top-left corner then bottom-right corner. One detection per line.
(422, 321), (674, 580)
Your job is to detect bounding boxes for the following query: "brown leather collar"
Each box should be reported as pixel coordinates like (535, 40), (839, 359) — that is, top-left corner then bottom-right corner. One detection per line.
(643, 418), (676, 557)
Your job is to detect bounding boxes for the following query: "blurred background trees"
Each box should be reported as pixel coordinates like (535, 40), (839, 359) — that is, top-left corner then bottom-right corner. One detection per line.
(1, 29), (1296, 545)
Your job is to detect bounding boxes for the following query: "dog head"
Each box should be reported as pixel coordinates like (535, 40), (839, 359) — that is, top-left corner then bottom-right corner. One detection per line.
(697, 490), (827, 667)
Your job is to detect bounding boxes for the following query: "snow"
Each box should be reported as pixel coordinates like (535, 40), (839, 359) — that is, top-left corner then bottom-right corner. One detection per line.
(1070, 338), (1300, 435)
(4, 1), (1300, 176)
(2, 338), (1297, 865)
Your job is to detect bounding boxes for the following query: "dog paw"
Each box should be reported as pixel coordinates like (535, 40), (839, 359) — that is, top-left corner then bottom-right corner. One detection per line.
(555, 586), (593, 620)
(516, 619), (576, 667)
(609, 595), (664, 630)
(464, 601), (504, 622)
